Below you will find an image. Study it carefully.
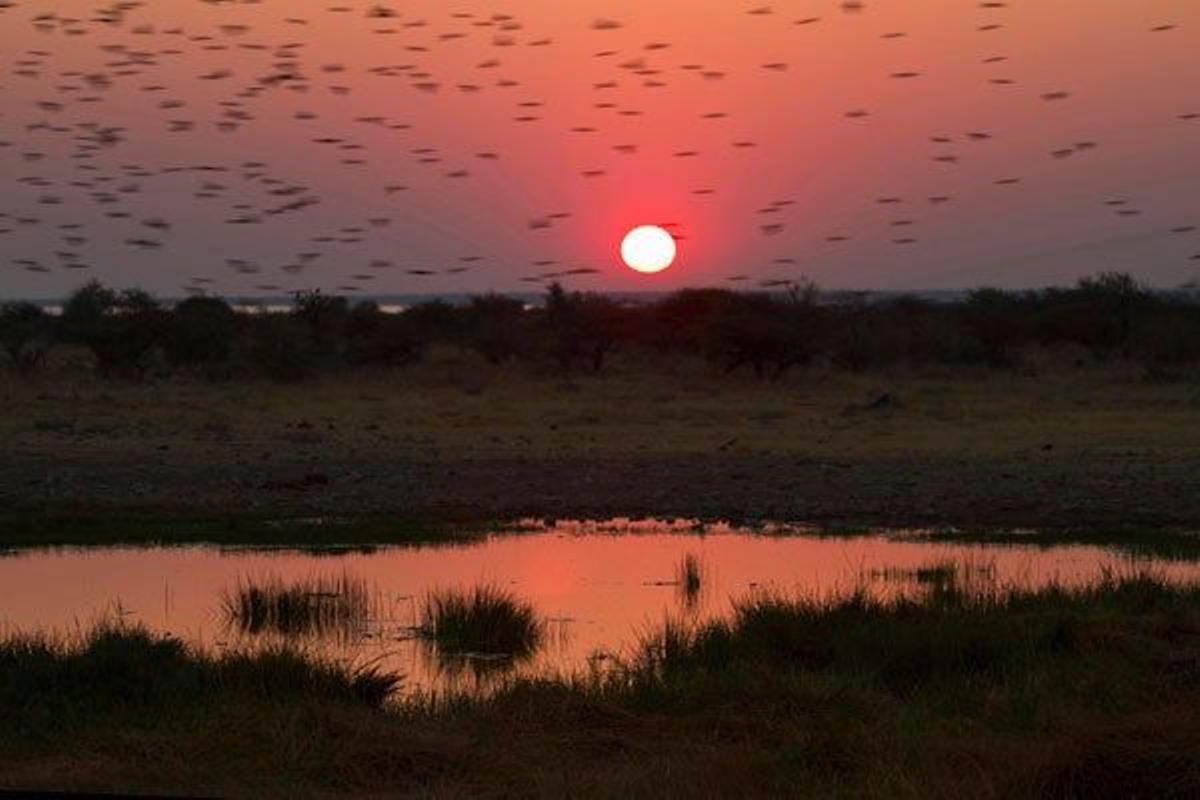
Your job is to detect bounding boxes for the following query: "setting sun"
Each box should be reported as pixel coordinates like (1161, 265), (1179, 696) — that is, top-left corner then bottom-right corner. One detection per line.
(621, 225), (677, 274)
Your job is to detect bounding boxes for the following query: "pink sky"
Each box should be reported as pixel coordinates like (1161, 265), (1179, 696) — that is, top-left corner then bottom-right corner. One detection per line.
(1, 0), (1198, 297)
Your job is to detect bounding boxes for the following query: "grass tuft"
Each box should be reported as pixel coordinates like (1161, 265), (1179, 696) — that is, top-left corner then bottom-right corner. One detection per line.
(419, 584), (543, 658)
(221, 571), (371, 638)
(0, 623), (400, 742)
(676, 552), (705, 607)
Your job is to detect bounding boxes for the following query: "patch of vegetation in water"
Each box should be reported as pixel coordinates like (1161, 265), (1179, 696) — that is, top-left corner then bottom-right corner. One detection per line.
(221, 572), (373, 638)
(675, 552), (705, 607)
(905, 525), (1200, 562)
(418, 584), (544, 660)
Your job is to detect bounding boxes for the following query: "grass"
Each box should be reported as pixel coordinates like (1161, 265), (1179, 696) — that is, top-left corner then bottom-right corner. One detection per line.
(676, 552), (705, 606)
(221, 572), (372, 638)
(865, 559), (997, 589)
(3, 575), (1200, 796)
(418, 584), (544, 659)
(0, 624), (398, 735)
(911, 526), (1200, 562)
(7, 349), (1200, 463)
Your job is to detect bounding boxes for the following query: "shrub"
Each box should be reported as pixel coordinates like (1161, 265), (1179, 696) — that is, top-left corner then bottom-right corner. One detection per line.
(462, 294), (527, 364)
(293, 289), (349, 352)
(58, 282), (166, 379)
(401, 299), (460, 342)
(645, 288), (742, 354)
(542, 283), (626, 371)
(1036, 272), (1155, 358)
(344, 302), (425, 367)
(1132, 309), (1200, 378)
(963, 288), (1032, 366)
(0, 302), (52, 374)
(706, 289), (824, 379)
(247, 315), (315, 381)
(57, 279), (117, 345)
(164, 296), (237, 369)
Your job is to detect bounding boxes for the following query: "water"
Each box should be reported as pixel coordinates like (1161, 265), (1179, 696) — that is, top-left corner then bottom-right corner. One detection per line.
(2, 520), (1198, 697)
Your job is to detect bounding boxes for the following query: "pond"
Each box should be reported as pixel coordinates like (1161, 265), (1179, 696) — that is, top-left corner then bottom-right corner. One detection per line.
(2, 519), (1198, 697)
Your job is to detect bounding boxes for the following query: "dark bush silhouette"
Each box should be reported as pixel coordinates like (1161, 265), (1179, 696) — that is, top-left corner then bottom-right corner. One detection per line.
(1035, 272), (1155, 359)
(462, 294), (526, 364)
(164, 296), (237, 369)
(542, 283), (626, 371)
(292, 289), (349, 352)
(344, 302), (425, 367)
(400, 299), (460, 343)
(1132, 309), (1200, 380)
(59, 282), (167, 379)
(58, 279), (117, 346)
(0, 302), (52, 374)
(246, 315), (315, 382)
(645, 288), (742, 354)
(14, 273), (1200, 384)
(964, 288), (1031, 367)
(705, 283), (824, 379)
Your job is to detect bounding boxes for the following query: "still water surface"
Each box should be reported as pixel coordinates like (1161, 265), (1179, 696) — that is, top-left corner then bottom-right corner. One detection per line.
(2, 520), (1197, 697)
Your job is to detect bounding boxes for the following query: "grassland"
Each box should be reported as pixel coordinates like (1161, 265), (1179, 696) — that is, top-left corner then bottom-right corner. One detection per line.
(3, 575), (1199, 798)
(3, 348), (1199, 546)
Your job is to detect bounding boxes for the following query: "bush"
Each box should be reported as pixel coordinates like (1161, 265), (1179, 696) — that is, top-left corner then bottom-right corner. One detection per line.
(1132, 310), (1200, 378)
(344, 302), (425, 367)
(541, 283), (626, 371)
(462, 294), (527, 364)
(58, 282), (166, 379)
(705, 286), (824, 379)
(164, 296), (237, 369)
(247, 316), (315, 382)
(12, 275), (1200, 384)
(1035, 272), (1155, 359)
(0, 302), (52, 374)
(293, 289), (349, 352)
(645, 288), (742, 354)
(964, 288), (1032, 367)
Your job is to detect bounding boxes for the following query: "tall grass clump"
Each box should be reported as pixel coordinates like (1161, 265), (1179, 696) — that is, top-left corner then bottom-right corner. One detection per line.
(632, 573), (1197, 695)
(676, 553), (705, 607)
(221, 572), (372, 637)
(419, 584), (543, 658)
(0, 623), (399, 739)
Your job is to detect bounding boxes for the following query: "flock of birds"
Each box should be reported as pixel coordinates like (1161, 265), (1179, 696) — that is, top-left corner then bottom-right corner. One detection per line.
(0, 0), (1197, 298)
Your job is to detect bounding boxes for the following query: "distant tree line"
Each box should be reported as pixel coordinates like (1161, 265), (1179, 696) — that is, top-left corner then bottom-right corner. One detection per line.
(2, 272), (1199, 382)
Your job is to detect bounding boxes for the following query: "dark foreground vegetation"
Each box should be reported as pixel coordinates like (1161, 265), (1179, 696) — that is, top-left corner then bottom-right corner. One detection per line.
(3, 576), (1200, 798)
(4, 272), (1199, 383)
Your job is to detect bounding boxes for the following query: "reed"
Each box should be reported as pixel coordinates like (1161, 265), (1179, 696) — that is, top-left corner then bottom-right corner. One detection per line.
(221, 571), (372, 637)
(419, 584), (543, 658)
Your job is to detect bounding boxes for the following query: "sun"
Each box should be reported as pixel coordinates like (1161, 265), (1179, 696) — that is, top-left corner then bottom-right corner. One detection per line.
(621, 225), (676, 273)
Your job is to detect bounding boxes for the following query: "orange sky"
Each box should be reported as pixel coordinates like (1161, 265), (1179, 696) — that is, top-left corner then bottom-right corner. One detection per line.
(1, 0), (1198, 297)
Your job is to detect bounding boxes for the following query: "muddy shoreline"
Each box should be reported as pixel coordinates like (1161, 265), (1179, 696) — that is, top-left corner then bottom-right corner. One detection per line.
(5, 446), (1199, 533)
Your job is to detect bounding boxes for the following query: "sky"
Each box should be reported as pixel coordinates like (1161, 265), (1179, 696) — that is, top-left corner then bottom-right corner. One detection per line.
(1, 0), (1198, 298)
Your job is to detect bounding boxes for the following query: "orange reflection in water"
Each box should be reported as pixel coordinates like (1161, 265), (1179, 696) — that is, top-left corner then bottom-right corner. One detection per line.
(1, 521), (1196, 697)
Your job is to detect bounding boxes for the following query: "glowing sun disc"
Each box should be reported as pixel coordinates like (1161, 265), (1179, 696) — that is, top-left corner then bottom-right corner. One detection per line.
(621, 225), (676, 273)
